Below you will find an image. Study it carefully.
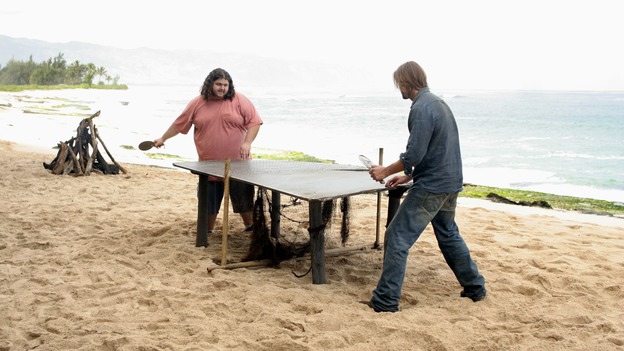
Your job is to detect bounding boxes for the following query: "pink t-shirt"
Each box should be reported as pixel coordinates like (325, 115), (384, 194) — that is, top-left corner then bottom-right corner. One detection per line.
(172, 93), (263, 161)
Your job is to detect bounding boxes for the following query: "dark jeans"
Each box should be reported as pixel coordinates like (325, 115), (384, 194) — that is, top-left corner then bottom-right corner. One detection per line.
(371, 188), (486, 312)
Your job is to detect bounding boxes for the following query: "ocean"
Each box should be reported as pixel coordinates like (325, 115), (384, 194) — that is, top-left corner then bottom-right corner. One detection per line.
(1, 85), (623, 203)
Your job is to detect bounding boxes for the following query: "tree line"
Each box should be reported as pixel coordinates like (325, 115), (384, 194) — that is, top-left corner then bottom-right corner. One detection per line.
(0, 53), (122, 86)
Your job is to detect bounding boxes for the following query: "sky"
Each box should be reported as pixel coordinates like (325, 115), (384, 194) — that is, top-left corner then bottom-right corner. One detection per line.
(1, 0), (623, 91)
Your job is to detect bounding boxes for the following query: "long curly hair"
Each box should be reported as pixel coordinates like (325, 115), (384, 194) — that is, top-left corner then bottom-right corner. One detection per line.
(200, 68), (236, 101)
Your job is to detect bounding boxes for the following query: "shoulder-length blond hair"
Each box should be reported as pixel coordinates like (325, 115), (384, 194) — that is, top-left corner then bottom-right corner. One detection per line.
(393, 61), (428, 91)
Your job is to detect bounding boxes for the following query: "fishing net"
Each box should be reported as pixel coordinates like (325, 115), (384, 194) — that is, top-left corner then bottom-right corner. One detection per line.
(242, 188), (352, 264)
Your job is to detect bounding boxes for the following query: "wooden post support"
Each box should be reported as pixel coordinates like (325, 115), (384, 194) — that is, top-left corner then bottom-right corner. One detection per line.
(196, 174), (209, 247)
(309, 199), (326, 284)
(387, 186), (409, 225)
(374, 147), (384, 249)
(220, 159), (231, 267)
(270, 190), (281, 238)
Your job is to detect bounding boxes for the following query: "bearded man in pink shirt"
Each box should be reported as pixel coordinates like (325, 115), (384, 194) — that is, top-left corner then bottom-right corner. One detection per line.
(154, 68), (263, 233)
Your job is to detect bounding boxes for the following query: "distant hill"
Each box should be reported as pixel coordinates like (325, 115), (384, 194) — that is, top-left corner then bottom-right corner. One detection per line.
(0, 34), (378, 88)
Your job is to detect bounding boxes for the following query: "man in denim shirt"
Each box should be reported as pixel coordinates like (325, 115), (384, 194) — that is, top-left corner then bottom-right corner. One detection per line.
(365, 61), (486, 312)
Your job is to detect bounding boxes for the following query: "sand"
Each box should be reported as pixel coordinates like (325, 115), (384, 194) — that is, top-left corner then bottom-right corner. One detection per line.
(1, 140), (623, 351)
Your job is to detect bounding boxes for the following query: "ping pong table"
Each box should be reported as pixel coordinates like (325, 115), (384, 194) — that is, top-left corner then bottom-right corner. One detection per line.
(174, 159), (391, 284)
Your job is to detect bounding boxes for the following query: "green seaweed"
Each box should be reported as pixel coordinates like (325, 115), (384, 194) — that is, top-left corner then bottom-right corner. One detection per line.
(461, 184), (624, 217)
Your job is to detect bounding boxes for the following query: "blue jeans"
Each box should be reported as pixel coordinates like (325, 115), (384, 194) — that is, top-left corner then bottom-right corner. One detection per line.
(371, 188), (486, 312)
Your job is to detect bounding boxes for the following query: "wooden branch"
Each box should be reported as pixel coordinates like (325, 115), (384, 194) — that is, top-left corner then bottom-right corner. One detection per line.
(95, 127), (127, 174)
(67, 146), (84, 176)
(62, 158), (74, 175)
(84, 110), (101, 122)
(84, 143), (98, 175)
(44, 110), (125, 176)
(207, 246), (374, 272)
(88, 118), (98, 156)
(208, 259), (273, 272)
(52, 143), (69, 175)
(83, 117), (99, 175)
(76, 123), (87, 169)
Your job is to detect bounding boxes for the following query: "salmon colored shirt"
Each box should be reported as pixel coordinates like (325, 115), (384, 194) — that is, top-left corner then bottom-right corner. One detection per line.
(172, 93), (263, 161)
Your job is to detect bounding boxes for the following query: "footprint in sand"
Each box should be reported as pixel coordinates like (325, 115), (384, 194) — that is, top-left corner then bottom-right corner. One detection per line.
(525, 273), (552, 290)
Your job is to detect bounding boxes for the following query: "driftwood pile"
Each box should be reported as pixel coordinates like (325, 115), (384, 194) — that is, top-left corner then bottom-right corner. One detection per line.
(43, 110), (127, 176)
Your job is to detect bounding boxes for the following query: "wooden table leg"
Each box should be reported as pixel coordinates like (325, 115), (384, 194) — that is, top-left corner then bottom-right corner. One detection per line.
(387, 186), (408, 226)
(196, 173), (208, 247)
(270, 190), (281, 238)
(308, 200), (326, 284)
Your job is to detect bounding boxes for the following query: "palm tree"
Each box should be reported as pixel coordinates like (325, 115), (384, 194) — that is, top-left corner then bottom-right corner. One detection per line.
(83, 63), (96, 85)
(96, 66), (107, 84)
(65, 60), (83, 84)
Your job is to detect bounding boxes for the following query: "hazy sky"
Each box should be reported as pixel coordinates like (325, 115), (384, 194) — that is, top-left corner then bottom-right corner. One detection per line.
(2, 0), (623, 90)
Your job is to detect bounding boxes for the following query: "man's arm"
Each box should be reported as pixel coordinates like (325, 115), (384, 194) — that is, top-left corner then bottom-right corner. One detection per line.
(370, 159), (404, 181)
(240, 124), (261, 159)
(154, 125), (180, 148)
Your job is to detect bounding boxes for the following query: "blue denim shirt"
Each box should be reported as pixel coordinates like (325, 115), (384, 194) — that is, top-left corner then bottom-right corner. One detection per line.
(399, 87), (463, 193)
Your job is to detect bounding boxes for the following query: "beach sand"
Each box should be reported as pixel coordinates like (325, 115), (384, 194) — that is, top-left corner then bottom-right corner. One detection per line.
(1, 140), (623, 351)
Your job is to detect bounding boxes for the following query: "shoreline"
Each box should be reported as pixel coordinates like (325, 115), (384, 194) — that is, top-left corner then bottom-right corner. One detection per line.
(2, 87), (623, 204)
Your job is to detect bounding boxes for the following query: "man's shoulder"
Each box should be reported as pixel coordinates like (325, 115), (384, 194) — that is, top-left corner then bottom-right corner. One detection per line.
(233, 92), (258, 108)
(415, 91), (446, 108)
(421, 89), (443, 101)
(189, 95), (205, 104)
(232, 92), (250, 102)
(412, 91), (437, 108)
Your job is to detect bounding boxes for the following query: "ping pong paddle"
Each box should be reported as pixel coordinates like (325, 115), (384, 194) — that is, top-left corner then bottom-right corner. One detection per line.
(138, 140), (155, 151)
(359, 155), (384, 183)
(359, 155), (373, 169)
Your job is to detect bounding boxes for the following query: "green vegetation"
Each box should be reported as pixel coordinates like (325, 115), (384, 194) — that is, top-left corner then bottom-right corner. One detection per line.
(51, 103), (90, 110)
(0, 83), (128, 92)
(145, 153), (187, 160)
(461, 184), (624, 217)
(124, 146), (333, 163)
(0, 53), (125, 89)
(252, 149), (335, 163)
(10, 95), (95, 117)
